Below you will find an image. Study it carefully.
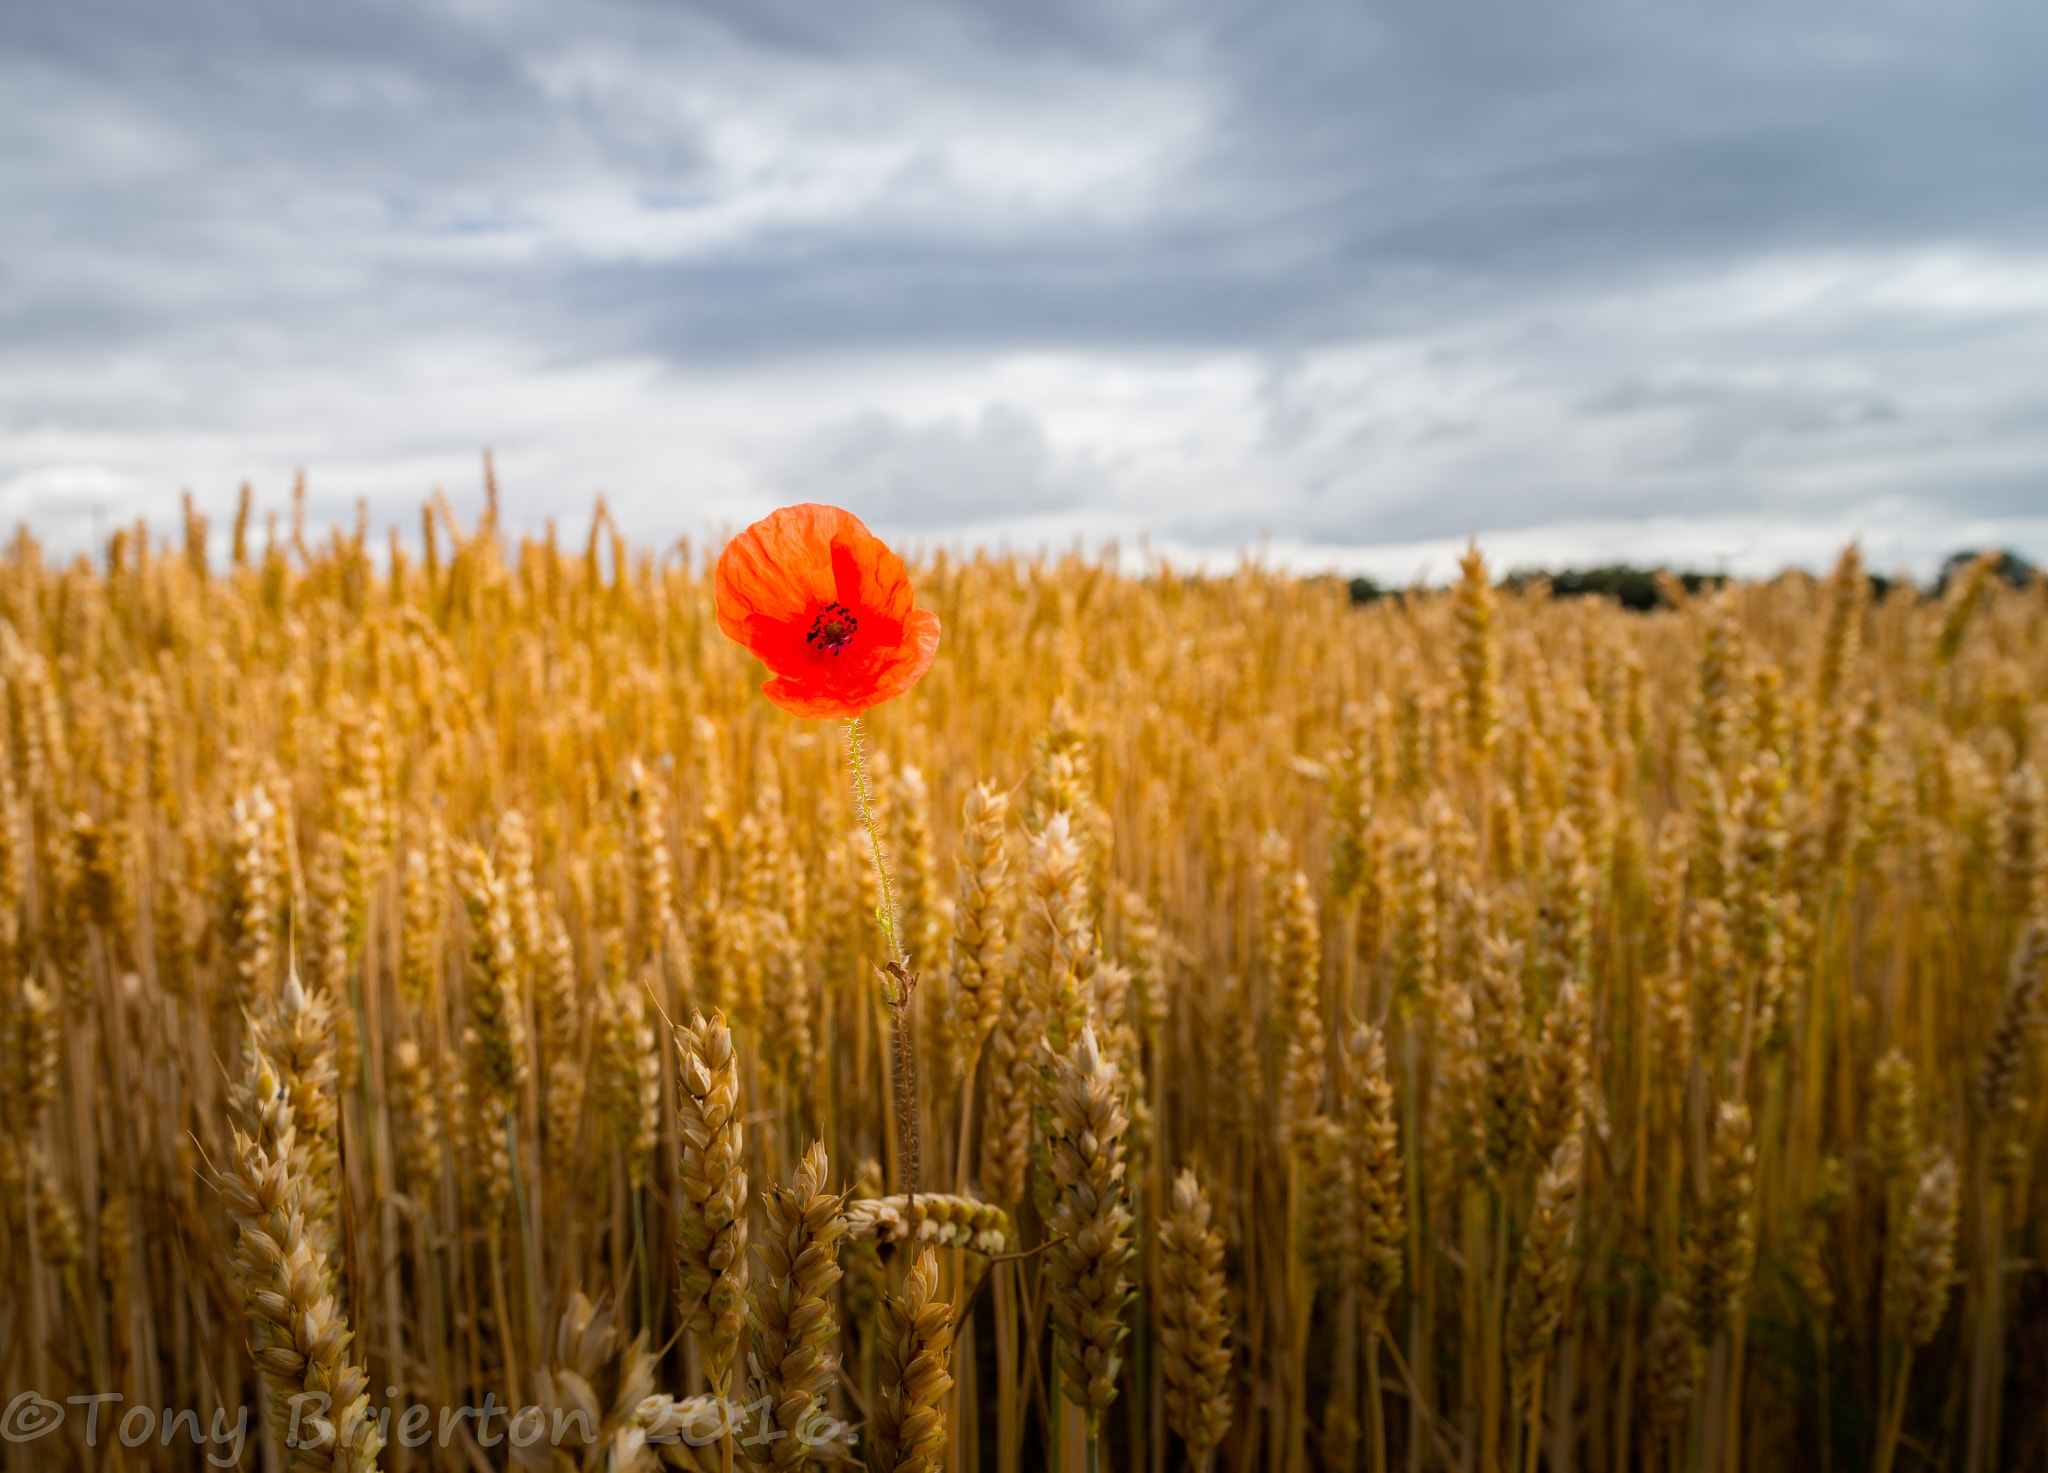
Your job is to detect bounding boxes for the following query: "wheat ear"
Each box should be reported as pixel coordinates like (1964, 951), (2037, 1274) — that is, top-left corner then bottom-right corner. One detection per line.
(744, 1140), (847, 1468)
(219, 1053), (383, 1472)
(949, 781), (1012, 1071)
(873, 1245), (954, 1473)
(1159, 1167), (1233, 1465)
(676, 1007), (750, 1394)
(1044, 1021), (1137, 1430)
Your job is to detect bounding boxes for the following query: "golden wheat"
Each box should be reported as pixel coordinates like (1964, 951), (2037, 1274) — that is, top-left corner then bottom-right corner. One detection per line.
(0, 501), (2044, 1472)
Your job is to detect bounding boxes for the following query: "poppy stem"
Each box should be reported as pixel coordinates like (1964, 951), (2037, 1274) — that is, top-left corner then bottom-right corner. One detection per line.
(846, 716), (903, 967)
(848, 715), (921, 1197)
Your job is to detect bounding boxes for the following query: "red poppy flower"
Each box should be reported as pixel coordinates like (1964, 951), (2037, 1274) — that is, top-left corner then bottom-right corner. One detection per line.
(714, 504), (942, 719)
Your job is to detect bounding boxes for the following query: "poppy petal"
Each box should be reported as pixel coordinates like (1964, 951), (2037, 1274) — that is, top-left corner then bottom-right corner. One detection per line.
(714, 503), (940, 720)
(715, 504), (852, 635)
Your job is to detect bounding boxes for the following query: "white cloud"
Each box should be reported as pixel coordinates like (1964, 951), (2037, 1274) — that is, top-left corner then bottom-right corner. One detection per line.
(778, 404), (1095, 526)
(6, 245), (2045, 584)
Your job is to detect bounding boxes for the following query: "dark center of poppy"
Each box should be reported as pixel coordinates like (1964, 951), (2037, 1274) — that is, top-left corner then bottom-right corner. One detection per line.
(805, 601), (859, 656)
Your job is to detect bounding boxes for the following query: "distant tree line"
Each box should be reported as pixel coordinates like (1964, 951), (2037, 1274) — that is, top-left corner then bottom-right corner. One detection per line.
(1345, 548), (2039, 610)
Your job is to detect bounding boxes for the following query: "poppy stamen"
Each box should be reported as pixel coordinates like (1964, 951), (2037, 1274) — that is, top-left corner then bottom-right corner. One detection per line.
(805, 601), (860, 656)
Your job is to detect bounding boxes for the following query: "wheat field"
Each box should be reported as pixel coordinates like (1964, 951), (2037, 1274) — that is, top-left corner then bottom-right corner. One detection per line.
(1, 486), (2045, 1472)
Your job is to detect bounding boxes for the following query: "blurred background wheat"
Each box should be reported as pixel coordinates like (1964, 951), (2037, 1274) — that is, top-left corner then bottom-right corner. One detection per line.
(1, 485), (2045, 1472)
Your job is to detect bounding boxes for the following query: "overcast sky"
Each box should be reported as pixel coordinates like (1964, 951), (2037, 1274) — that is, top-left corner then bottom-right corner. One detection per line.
(4, 0), (2046, 580)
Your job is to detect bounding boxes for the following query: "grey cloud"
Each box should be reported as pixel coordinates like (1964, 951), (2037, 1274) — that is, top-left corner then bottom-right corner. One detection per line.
(3, 0), (2048, 565)
(18, 0), (2047, 362)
